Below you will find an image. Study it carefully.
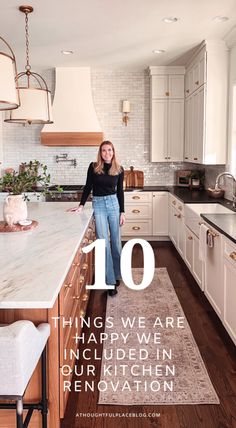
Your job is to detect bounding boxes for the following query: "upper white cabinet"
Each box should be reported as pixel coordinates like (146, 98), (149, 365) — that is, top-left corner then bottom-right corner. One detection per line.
(184, 40), (228, 164)
(150, 67), (185, 162)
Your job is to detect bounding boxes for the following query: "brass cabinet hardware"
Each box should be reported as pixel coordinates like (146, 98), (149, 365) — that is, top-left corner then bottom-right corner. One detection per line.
(63, 366), (71, 375)
(80, 309), (86, 317)
(185, 157), (189, 159)
(188, 236), (193, 240)
(132, 226), (140, 230)
(132, 209), (140, 213)
(195, 80), (199, 85)
(64, 282), (72, 289)
(165, 156), (168, 159)
(132, 196), (140, 200)
(177, 214), (181, 219)
(174, 213), (178, 217)
(193, 157), (198, 160)
(186, 89), (190, 93)
(82, 263), (88, 270)
(73, 295), (80, 300)
(208, 230), (219, 238)
(178, 206), (182, 211)
(229, 251), (236, 261)
(79, 275), (85, 283)
(172, 200), (176, 205)
(165, 91), (169, 96)
(82, 293), (89, 302)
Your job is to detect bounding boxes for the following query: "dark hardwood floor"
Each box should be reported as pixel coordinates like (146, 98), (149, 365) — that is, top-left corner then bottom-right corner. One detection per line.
(61, 242), (236, 428)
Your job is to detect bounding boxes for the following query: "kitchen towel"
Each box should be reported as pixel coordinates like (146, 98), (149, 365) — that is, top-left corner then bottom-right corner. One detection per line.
(199, 223), (208, 261)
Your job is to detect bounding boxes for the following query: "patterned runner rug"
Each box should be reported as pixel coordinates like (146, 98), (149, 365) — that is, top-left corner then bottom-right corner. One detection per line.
(98, 268), (219, 405)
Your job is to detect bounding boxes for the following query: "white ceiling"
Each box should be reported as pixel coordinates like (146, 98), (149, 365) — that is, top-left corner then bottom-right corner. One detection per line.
(1, 0), (236, 71)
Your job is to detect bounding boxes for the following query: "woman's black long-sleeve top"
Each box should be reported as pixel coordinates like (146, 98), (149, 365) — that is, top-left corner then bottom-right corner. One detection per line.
(80, 162), (125, 213)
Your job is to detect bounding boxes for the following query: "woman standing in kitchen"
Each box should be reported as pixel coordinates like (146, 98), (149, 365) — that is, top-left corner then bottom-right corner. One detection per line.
(69, 141), (125, 296)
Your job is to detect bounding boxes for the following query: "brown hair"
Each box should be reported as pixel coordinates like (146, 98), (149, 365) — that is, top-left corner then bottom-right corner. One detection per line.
(94, 141), (122, 175)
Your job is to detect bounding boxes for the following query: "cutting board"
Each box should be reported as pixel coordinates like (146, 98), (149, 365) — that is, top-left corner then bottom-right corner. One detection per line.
(124, 166), (144, 188)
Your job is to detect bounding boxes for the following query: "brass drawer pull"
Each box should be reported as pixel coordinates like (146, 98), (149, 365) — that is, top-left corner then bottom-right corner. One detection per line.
(73, 295), (80, 300)
(195, 80), (199, 85)
(194, 157), (198, 160)
(80, 275), (85, 284)
(80, 309), (86, 317)
(186, 89), (190, 93)
(132, 196), (140, 200)
(178, 206), (182, 211)
(174, 213), (178, 217)
(172, 200), (176, 205)
(188, 236), (193, 240)
(82, 293), (89, 302)
(62, 366), (71, 375)
(165, 91), (169, 96)
(132, 209), (140, 213)
(64, 282), (72, 289)
(82, 263), (88, 270)
(229, 252), (236, 261)
(132, 226), (140, 230)
(185, 157), (189, 159)
(177, 214), (181, 219)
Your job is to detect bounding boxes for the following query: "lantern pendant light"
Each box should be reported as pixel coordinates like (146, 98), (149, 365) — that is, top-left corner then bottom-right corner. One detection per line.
(5, 5), (53, 124)
(0, 36), (20, 110)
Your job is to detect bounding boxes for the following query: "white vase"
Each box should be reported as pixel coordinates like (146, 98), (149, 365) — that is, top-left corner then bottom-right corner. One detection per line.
(3, 194), (28, 226)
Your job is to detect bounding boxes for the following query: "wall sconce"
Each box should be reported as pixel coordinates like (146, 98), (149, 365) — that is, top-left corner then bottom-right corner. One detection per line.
(122, 100), (130, 126)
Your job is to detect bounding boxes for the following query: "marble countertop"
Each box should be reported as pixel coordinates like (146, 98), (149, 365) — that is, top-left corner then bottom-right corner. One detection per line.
(0, 202), (93, 309)
(201, 214), (236, 244)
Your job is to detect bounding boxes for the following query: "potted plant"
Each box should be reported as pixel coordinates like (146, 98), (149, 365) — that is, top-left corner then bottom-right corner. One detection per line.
(188, 169), (205, 190)
(0, 160), (60, 226)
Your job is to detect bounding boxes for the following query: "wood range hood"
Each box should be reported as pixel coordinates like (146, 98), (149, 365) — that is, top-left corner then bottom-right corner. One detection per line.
(41, 67), (103, 146)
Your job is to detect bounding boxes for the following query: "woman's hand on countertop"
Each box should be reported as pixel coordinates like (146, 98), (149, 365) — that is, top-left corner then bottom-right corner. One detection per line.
(67, 205), (83, 213)
(120, 212), (125, 226)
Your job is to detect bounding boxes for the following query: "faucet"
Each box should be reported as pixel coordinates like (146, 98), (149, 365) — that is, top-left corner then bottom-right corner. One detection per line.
(215, 172), (236, 208)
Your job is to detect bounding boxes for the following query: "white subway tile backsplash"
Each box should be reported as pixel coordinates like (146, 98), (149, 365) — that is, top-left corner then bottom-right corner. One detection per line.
(1, 68), (228, 193)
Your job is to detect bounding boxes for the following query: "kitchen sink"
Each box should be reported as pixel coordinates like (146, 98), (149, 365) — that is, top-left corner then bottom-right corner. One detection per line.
(185, 203), (235, 238)
(185, 203), (234, 216)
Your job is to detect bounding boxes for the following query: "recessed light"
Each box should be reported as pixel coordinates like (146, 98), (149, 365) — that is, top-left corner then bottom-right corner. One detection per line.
(153, 49), (166, 54)
(213, 16), (229, 22)
(61, 50), (74, 55)
(162, 17), (178, 23)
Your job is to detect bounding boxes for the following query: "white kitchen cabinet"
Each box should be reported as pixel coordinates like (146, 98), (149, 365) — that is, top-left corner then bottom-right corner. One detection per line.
(204, 222), (224, 318)
(122, 192), (153, 237)
(151, 98), (184, 162)
(151, 99), (168, 162)
(150, 66), (185, 162)
(222, 237), (236, 345)
(184, 40), (228, 164)
(168, 194), (185, 257)
(152, 192), (168, 236)
(151, 74), (184, 99)
(184, 225), (194, 270)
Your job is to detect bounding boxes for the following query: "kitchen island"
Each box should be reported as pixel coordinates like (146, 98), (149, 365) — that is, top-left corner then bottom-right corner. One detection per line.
(0, 202), (95, 428)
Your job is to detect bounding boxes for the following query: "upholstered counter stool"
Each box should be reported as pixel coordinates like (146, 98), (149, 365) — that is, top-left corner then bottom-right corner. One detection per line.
(0, 320), (50, 428)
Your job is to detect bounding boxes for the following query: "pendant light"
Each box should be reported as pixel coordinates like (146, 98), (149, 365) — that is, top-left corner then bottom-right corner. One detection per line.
(0, 36), (20, 110)
(5, 5), (53, 124)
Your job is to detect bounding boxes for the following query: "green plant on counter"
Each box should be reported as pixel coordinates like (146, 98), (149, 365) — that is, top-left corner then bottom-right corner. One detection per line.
(0, 160), (62, 199)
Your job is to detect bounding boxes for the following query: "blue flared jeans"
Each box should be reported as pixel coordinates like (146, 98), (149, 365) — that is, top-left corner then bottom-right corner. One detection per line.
(92, 194), (122, 285)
